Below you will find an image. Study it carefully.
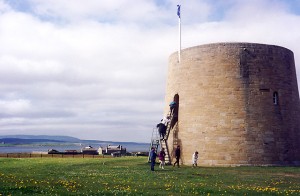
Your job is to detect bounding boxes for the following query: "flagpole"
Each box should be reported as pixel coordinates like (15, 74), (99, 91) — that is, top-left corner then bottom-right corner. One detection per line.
(178, 14), (181, 62)
(177, 5), (181, 63)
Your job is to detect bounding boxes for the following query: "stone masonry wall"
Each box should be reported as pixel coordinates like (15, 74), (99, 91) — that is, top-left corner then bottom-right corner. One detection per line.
(164, 42), (300, 166)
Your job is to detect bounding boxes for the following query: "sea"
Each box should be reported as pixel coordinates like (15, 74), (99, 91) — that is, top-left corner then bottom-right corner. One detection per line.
(0, 143), (149, 154)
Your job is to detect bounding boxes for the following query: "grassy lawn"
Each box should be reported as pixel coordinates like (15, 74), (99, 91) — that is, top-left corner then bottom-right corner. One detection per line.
(0, 157), (299, 195)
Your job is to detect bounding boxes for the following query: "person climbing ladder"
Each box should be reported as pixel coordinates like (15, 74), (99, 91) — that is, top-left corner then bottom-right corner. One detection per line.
(169, 101), (177, 114)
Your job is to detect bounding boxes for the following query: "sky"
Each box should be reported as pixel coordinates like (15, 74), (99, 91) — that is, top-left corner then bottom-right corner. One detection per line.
(0, 0), (300, 142)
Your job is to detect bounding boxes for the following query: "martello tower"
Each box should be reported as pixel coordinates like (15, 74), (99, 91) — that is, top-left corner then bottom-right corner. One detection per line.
(164, 42), (300, 166)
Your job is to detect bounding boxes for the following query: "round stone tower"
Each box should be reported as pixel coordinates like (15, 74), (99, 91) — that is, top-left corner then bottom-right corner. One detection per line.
(165, 42), (300, 166)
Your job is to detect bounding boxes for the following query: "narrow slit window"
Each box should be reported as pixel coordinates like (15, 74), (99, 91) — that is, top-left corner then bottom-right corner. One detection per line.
(273, 92), (279, 105)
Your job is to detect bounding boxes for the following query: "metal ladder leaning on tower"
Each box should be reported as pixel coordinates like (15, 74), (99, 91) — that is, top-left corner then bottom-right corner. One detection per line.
(148, 110), (177, 165)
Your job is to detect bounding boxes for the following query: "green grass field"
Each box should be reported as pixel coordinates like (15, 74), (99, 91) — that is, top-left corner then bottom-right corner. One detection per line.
(0, 157), (299, 195)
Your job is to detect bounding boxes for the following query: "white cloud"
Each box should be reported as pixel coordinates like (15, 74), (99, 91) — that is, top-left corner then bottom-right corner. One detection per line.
(0, 1), (11, 12)
(28, 0), (172, 25)
(0, 99), (31, 114)
(0, 0), (299, 142)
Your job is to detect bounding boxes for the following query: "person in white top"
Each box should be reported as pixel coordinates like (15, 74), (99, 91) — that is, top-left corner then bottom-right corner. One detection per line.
(192, 151), (199, 167)
(161, 116), (170, 125)
(160, 116), (170, 140)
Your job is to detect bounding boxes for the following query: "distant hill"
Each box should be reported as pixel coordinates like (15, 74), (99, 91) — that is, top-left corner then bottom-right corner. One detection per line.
(0, 138), (64, 145)
(0, 135), (80, 142)
(0, 135), (148, 146)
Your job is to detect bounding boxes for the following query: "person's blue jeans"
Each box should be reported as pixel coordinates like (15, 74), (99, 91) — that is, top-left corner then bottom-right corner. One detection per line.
(151, 160), (155, 171)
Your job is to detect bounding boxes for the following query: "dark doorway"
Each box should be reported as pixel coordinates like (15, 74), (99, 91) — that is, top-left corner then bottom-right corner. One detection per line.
(170, 94), (179, 128)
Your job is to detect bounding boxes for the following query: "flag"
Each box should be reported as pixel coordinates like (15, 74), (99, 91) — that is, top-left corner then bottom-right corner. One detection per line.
(177, 5), (181, 18)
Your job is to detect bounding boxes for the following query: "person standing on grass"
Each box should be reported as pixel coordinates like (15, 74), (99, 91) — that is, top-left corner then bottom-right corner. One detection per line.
(150, 147), (157, 171)
(159, 148), (166, 169)
(192, 151), (199, 167)
(173, 145), (181, 168)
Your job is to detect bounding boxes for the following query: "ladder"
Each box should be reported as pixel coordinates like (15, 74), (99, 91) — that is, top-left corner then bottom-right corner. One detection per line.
(160, 137), (171, 165)
(148, 110), (175, 165)
(164, 111), (173, 140)
(162, 111), (173, 164)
